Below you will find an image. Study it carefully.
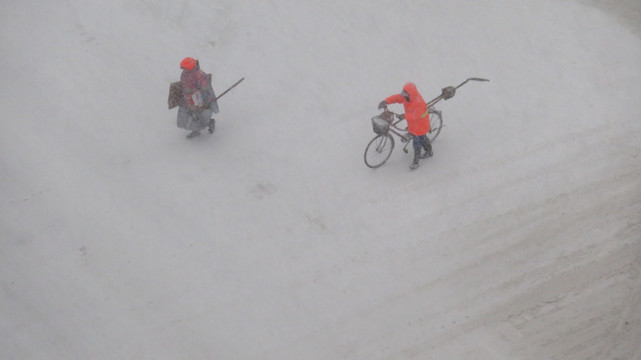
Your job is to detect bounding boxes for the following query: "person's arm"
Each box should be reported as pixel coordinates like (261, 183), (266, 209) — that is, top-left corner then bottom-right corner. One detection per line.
(385, 94), (406, 105)
(379, 94), (405, 109)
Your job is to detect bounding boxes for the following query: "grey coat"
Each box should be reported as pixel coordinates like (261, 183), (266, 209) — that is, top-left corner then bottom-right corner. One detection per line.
(176, 86), (219, 131)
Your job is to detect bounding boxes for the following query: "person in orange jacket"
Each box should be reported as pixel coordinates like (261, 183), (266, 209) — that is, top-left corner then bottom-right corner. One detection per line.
(379, 82), (433, 169)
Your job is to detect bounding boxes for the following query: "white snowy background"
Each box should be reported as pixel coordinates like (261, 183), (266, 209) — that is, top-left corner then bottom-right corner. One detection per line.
(1, 0), (640, 359)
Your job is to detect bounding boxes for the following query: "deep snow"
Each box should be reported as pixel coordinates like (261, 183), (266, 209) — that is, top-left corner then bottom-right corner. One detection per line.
(1, 1), (641, 359)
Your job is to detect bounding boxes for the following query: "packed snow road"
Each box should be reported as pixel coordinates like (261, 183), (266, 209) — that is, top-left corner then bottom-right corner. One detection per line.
(1, 0), (640, 359)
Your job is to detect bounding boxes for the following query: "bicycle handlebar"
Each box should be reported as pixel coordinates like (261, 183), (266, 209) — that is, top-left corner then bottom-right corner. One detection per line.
(379, 107), (403, 119)
(379, 108), (406, 129)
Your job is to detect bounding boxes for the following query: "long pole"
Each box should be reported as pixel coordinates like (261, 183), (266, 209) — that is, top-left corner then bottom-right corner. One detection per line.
(215, 77), (245, 100)
(425, 77), (489, 107)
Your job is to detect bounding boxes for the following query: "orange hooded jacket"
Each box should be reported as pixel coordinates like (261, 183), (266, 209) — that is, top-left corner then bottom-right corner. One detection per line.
(385, 83), (430, 136)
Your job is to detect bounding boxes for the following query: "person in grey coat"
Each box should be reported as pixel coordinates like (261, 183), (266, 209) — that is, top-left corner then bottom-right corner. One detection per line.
(176, 57), (219, 138)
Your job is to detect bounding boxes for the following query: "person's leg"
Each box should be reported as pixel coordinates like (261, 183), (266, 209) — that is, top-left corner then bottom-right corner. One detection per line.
(410, 135), (421, 169)
(420, 135), (432, 158)
(186, 109), (214, 138)
(195, 109), (213, 131)
(179, 107), (201, 138)
(197, 108), (215, 134)
(186, 130), (200, 138)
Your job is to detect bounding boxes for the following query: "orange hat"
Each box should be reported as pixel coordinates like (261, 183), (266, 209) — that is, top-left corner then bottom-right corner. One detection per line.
(180, 57), (198, 70)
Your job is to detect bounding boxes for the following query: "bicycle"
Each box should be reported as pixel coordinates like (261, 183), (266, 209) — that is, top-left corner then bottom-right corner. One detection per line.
(364, 107), (443, 168)
(363, 77), (488, 169)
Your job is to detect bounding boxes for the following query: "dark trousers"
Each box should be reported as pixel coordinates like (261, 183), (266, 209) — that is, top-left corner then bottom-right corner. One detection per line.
(412, 134), (429, 152)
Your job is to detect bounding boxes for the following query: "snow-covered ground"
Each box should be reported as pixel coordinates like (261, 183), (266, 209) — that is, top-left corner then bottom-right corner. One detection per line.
(1, 1), (640, 359)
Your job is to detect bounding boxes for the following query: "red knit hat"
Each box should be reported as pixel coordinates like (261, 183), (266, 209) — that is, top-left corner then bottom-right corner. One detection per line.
(180, 57), (198, 70)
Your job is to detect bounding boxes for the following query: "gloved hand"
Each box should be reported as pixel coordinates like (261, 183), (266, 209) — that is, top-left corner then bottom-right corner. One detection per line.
(378, 100), (387, 109)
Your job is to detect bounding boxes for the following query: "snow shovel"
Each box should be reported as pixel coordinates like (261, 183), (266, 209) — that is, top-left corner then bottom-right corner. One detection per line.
(425, 77), (489, 108)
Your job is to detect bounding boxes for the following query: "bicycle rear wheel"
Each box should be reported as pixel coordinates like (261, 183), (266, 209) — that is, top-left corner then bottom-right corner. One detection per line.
(428, 109), (443, 142)
(364, 134), (395, 168)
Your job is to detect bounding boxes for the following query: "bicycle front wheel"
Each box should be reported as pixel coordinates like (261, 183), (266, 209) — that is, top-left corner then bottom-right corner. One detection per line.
(428, 109), (443, 143)
(364, 134), (395, 168)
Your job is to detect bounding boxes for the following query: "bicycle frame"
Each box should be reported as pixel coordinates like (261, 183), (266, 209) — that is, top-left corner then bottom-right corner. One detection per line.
(379, 108), (432, 153)
(365, 106), (443, 168)
(383, 110), (410, 139)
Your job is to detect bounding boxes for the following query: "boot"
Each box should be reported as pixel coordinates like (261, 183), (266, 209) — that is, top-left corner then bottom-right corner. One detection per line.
(410, 148), (420, 169)
(186, 130), (200, 139)
(421, 139), (433, 159)
(208, 118), (216, 134)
